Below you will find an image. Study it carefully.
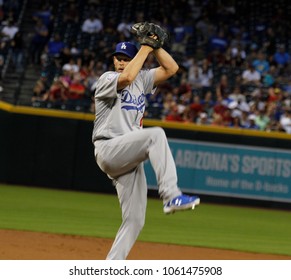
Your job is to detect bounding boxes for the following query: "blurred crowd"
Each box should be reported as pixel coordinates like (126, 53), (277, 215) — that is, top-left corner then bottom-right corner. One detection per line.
(1, 0), (291, 133)
(0, 0), (24, 91)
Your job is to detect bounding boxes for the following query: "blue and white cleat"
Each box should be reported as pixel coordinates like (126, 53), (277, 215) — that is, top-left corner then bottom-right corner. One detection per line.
(163, 194), (200, 214)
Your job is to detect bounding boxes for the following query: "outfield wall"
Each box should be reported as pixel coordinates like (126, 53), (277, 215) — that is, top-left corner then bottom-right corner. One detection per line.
(1, 101), (291, 206)
(0, 103), (111, 193)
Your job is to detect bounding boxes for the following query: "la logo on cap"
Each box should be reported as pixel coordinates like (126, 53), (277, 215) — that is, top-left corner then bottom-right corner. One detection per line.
(121, 43), (127, 49)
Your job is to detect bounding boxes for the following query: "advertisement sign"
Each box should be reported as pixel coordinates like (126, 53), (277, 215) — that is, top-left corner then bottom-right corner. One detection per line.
(145, 139), (291, 203)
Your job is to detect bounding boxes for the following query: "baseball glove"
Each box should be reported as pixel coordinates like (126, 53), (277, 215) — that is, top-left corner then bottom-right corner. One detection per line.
(130, 22), (169, 49)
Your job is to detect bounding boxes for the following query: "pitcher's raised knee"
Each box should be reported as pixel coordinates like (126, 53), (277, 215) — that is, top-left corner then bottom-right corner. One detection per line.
(149, 127), (167, 142)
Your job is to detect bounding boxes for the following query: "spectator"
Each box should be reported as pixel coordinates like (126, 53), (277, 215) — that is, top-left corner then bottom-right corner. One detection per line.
(266, 101), (282, 127)
(262, 65), (278, 87)
(252, 50), (270, 77)
(200, 90), (215, 115)
(31, 73), (50, 105)
(59, 66), (73, 87)
(221, 107), (233, 126)
(279, 108), (291, 134)
(187, 95), (203, 122)
(248, 89), (266, 112)
(42, 32), (66, 67)
(78, 62), (90, 81)
(62, 57), (79, 74)
(232, 25), (250, 51)
(162, 91), (176, 118)
(272, 45), (290, 74)
(43, 78), (68, 108)
(281, 80), (291, 96)
(196, 112), (211, 125)
(47, 33), (66, 57)
(179, 88), (193, 109)
(58, 46), (73, 66)
(240, 110), (249, 128)
(146, 88), (164, 119)
(228, 85), (246, 103)
(188, 62), (203, 89)
(254, 109), (270, 131)
(216, 74), (231, 100)
(1, 18), (18, 42)
(213, 95), (228, 118)
(81, 13), (103, 34)
(32, 2), (53, 31)
(241, 63), (261, 87)
(66, 72), (86, 110)
(28, 18), (49, 65)
(94, 60), (106, 77)
(77, 48), (95, 70)
(230, 43), (246, 66)
(245, 114), (260, 130)
(170, 20), (191, 54)
(267, 84), (282, 103)
(10, 30), (24, 72)
(117, 17), (133, 39)
(69, 41), (81, 58)
(200, 59), (214, 94)
(208, 29), (228, 53)
(229, 116), (243, 128)
(211, 112), (224, 126)
(164, 104), (184, 122)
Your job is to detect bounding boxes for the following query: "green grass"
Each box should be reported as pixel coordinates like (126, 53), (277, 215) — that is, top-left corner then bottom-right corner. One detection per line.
(0, 184), (291, 256)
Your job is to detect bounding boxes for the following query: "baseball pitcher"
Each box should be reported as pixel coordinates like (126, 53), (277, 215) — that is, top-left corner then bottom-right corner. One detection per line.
(92, 22), (200, 260)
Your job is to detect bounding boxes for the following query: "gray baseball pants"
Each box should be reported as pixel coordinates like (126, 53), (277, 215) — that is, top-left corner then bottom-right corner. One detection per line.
(94, 127), (181, 260)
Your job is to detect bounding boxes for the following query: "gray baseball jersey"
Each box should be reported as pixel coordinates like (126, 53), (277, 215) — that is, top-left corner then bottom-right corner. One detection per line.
(92, 69), (156, 141)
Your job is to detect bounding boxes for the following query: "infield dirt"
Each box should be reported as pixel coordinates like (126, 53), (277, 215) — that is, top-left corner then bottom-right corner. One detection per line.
(1, 229), (290, 260)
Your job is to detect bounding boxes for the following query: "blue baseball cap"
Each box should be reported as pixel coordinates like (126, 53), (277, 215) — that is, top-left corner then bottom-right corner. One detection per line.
(112, 42), (138, 59)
